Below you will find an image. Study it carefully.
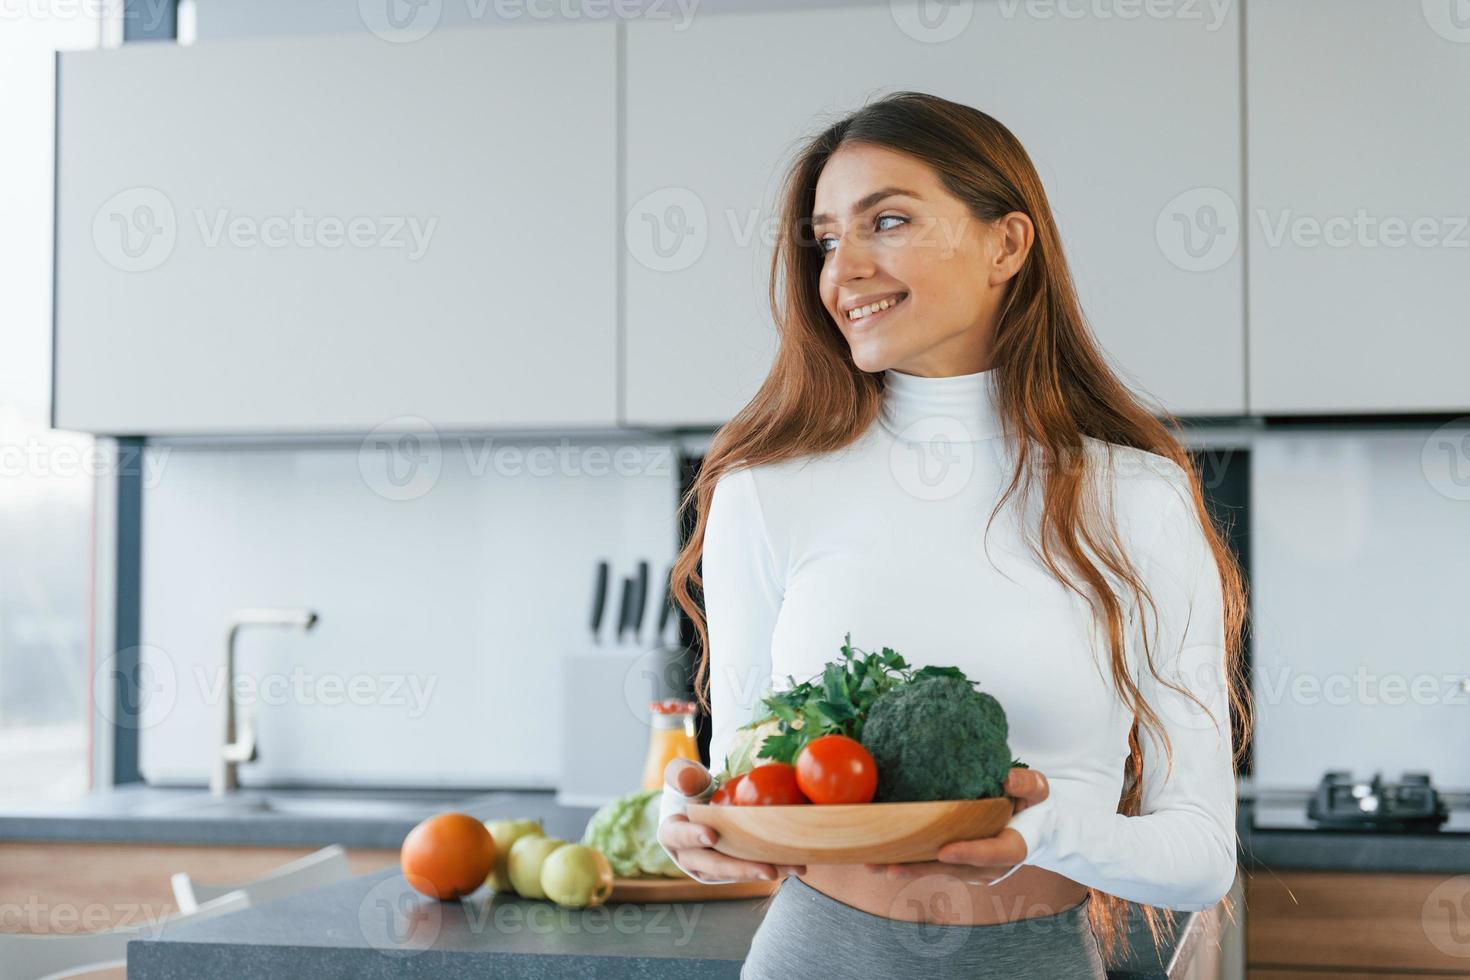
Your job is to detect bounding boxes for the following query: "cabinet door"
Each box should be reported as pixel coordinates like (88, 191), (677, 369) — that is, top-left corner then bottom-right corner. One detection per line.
(625, 4), (1244, 426)
(55, 23), (617, 435)
(1248, 0), (1470, 414)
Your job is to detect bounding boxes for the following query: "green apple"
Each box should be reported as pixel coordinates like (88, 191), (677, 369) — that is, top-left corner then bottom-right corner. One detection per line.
(507, 835), (567, 899)
(540, 844), (614, 910)
(484, 818), (544, 892)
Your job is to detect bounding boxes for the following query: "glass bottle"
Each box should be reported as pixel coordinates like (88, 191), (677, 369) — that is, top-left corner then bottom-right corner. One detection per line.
(642, 698), (699, 791)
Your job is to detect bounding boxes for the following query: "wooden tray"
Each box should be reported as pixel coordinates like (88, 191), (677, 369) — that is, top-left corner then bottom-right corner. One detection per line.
(609, 875), (780, 903)
(685, 798), (1013, 865)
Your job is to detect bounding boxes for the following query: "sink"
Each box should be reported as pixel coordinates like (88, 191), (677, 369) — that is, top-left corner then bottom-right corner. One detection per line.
(145, 790), (496, 821)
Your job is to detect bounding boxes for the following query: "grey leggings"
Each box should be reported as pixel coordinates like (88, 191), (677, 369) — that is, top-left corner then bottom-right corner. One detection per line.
(742, 875), (1106, 979)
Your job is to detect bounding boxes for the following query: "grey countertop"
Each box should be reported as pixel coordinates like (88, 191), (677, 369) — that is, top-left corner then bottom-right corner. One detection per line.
(1236, 784), (1470, 874)
(126, 866), (1201, 980)
(0, 785), (597, 849)
(6, 784), (1205, 979)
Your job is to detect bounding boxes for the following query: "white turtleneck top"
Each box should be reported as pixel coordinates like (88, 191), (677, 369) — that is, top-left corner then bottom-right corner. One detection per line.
(660, 367), (1237, 912)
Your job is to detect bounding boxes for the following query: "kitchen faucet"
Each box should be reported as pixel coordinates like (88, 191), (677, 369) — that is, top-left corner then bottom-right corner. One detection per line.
(211, 607), (319, 797)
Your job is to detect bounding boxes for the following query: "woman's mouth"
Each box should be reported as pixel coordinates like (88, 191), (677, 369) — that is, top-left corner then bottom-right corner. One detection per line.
(845, 292), (908, 332)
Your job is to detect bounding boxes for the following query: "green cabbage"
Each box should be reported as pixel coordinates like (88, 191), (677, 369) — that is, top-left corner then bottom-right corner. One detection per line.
(580, 788), (688, 879)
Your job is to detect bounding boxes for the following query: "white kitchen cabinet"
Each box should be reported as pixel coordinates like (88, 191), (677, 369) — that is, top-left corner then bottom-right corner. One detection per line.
(54, 23), (617, 435)
(624, 3), (1244, 426)
(1247, 0), (1470, 414)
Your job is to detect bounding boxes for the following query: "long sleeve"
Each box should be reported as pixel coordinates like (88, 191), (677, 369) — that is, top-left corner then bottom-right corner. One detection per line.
(997, 473), (1239, 911)
(658, 465), (784, 881)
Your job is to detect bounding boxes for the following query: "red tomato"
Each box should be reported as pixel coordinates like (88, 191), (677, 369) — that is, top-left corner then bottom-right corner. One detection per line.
(795, 735), (878, 804)
(733, 763), (810, 806)
(710, 774), (744, 805)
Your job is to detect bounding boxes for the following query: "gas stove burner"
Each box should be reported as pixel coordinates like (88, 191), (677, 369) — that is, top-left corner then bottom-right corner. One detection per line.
(1306, 770), (1449, 832)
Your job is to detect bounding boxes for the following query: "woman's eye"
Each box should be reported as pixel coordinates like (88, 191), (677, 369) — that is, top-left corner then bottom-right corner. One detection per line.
(817, 214), (908, 255)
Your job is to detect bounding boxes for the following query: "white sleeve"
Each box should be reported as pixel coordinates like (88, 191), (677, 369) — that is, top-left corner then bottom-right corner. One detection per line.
(997, 475), (1238, 911)
(658, 465), (784, 882)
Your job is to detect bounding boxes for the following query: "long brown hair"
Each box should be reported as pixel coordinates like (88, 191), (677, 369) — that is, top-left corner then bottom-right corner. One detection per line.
(670, 90), (1250, 961)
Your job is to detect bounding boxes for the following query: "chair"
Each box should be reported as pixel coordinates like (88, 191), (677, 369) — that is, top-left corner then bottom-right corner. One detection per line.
(3, 888), (249, 980)
(170, 843), (351, 913)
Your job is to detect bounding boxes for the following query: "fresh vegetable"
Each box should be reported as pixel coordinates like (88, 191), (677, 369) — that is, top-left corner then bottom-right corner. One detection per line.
(721, 717), (782, 779)
(794, 734), (878, 804)
(860, 674), (1014, 802)
(580, 788), (687, 878)
(733, 762), (810, 806)
(744, 632), (970, 766)
(710, 773), (744, 805)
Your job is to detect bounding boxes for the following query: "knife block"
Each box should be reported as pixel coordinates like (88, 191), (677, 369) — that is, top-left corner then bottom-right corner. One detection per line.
(556, 644), (690, 809)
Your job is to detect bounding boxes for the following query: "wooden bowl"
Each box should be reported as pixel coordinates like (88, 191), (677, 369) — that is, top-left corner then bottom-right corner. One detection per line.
(685, 797), (1014, 865)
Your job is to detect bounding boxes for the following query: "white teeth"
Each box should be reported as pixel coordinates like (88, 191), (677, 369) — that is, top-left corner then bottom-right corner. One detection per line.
(846, 294), (905, 321)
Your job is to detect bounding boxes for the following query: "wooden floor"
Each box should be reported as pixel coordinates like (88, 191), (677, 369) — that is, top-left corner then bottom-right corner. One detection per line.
(1, 841), (399, 977)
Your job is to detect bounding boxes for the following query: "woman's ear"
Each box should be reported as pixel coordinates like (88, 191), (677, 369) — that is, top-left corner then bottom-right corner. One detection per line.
(988, 212), (1034, 286)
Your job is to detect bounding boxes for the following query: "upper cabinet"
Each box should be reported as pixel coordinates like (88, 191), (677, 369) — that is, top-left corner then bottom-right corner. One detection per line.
(1247, 0), (1470, 414)
(624, 4), (1244, 426)
(54, 24), (618, 435)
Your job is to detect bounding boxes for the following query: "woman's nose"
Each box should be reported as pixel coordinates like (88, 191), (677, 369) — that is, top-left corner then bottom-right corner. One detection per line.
(826, 229), (878, 284)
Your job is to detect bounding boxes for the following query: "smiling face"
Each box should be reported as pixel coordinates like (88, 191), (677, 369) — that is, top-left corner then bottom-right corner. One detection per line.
(811, 143), (1031, 378)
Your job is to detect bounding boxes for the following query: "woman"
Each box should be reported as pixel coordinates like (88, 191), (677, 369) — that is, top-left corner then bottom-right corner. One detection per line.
(656, 91), (1250, 978)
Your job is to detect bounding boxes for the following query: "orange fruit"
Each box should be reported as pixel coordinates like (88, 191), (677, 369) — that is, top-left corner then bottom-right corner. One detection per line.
(400, 812), (497, 900)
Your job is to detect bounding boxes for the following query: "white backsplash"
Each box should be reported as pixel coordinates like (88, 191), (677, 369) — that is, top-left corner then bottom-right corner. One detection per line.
(1250, 426), (1470, 792)
(138, 435), (680, 788)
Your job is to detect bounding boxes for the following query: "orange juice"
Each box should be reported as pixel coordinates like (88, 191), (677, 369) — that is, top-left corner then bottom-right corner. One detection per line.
(642, 699), (700, 790)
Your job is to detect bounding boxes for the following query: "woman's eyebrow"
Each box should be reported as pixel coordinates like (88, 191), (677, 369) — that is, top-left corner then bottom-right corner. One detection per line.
(811, 187), (923, 228)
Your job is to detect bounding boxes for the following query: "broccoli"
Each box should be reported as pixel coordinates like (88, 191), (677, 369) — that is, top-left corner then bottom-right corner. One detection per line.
(859, 674), (1013, 802)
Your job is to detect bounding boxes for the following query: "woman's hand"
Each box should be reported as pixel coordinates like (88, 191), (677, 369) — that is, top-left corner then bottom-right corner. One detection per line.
(656, 758), (806, 883)
(864, 767), (1049, 884)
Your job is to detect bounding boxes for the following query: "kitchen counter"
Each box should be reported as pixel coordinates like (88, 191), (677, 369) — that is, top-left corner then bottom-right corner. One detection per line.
(7, 785), (1208, 977)
(127, 866), (1205, 980)
(0, 785), (596, 849)
(1236, 785), (1470, 874)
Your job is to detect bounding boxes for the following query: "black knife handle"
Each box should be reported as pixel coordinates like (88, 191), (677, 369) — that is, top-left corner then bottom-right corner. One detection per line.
(632, 561), (650, 643)
(590, 559), (610, 643)
(616, 575), (636, 644)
